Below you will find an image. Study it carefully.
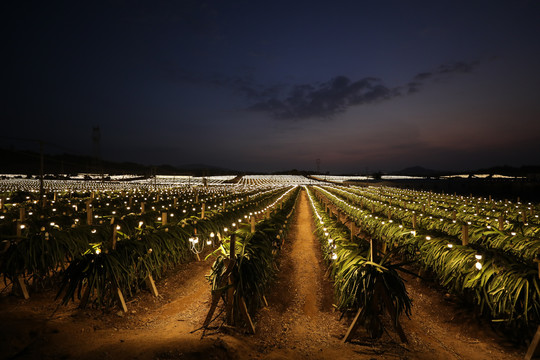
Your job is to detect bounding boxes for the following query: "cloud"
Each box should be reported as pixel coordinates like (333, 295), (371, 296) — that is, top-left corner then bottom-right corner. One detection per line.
(248, 76), (400, 120)
(413, 72), (432, 81)
(247, 60), (480, 120)
(412, 60), (479, 82)
(437, 61), (478, 74)
(406, 82), (422, 94)
(167, 60), (480, 120)
(400, 60), (481, 98)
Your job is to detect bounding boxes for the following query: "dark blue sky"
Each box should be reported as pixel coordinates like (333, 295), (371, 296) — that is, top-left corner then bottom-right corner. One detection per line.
(4, 0), (540, 173)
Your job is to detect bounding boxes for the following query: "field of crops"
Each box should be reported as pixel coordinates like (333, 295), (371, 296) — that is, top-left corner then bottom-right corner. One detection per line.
(0, 175), (538, 357)
(309, 184), (540, 340)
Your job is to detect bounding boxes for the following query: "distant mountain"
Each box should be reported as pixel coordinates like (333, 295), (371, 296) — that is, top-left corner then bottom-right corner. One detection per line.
(176, 163), (230, 171)
(394, 165), (540, 178)
(0, 148), (238, 176)
(395, 166), (443, 177)
(474, 165), (540, 177)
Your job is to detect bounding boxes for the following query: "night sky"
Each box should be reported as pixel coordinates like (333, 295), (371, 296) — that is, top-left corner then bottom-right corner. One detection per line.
(4, 0), (540, 174)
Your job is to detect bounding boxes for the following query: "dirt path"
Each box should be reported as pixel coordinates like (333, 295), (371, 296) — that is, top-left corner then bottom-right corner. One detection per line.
(0, 189), (529, 360)
(221, 189), (414, 359)
(245, 188), (345, 358)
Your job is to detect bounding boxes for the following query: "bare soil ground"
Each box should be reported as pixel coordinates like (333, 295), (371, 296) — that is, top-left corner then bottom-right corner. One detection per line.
(0, 189), (528, 359)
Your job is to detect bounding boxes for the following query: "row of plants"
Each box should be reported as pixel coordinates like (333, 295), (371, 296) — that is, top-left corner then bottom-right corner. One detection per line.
(57, 185), (296, 308)
(315, 185), (540, 341)
(328, 185), (540, 263)
(0, 185), (274, 232)
(1, 185), (284, 275)
(344, 185), (540, 229)
(205, 186), (300, 329)
(306, 186), (412, 340)
(0, 186), (292, 304)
